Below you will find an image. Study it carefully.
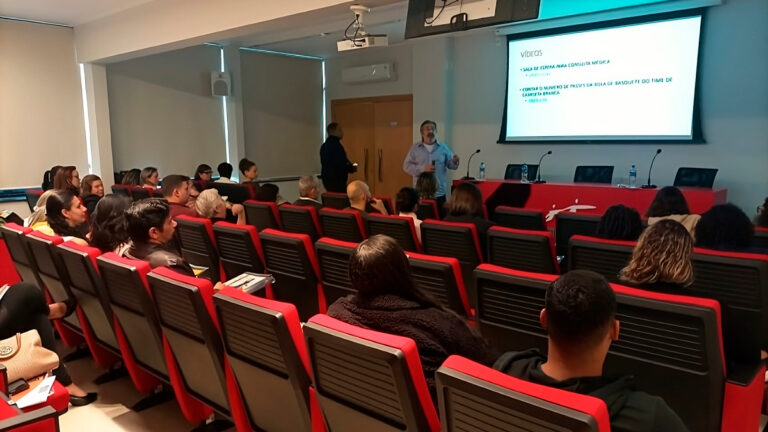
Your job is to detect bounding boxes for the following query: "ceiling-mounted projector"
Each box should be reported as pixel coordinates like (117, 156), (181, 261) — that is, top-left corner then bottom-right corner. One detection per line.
(337, 4), (389, 52)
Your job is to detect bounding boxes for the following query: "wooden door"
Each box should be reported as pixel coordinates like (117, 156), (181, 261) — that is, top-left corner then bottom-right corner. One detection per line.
(332, 95), (413, 203)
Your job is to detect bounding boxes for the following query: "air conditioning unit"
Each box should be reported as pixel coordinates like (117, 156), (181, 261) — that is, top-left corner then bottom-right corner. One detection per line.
(341, 63), (395, 84)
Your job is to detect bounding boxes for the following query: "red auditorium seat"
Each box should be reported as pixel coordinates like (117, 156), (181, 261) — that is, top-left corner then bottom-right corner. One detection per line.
(420, 219), (483, 309)
(97, 253), (211, 422)
(407, 252), (472, 318)
(436, 355), (611, 432)
(365, 214), (421, 252)
(128, 186), (154, 201)
(0, 387), (61, 432)
(487, 226), (560, 274)
(0, 365), (69, 416)
(259, 229), (326, 321)
(279, 204), (323, 241)
(212, 221), (266, 278)
(492, 205), (547, 231)
(314, 237), (357, 306)
(243, 200), (282, 231)
(213, 288), (325, 432)
(416, 199), (440, 221)
(554, 212), (601, 257)
(566, 235), (635, 281)
(317, 208), (366, 242)
(174, 215), (222, 282)
(110, 184), (131, 198)
(373, 195), (393, 215)
(147, 268), (249, 431)
(304, 314), (440, 432)
(0, 224), (40, 287)
(753, 226), (768, 250)
(320, 192), (350, 210)
(207, 182), (255, 204)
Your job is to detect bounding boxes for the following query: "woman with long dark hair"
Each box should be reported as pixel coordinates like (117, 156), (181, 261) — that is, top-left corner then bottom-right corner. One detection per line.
(44, 190), (88, 245)
(646, 186), (700, 235)
(89, 194), (132, 254)
(444, 182), (495, 257)
(53, 166), (81, 195)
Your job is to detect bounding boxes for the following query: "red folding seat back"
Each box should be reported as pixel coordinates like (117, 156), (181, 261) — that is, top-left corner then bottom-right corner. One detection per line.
(320, 192), (350, 210)
(174, 215), (222, 282)
(567, 235), (635, 281)
(279, 204), (323, 241)
(488, 226), (560, 274)
(366, 214), (421, 252)
(315, 238), (358, 306)
(407, 252), (472, 318)
(416, 199), (440, 221)
(493, 206), (547, 231)
(318, 208), (366, 243)
(244, 200), (282, 231)
(212, 221), (266, 277)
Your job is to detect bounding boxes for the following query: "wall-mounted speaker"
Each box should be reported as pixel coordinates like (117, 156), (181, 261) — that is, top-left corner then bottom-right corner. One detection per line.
(211, 72), (231, 97)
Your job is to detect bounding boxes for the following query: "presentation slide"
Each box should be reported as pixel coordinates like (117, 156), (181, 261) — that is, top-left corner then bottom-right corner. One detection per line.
(504, 15), (701, 141)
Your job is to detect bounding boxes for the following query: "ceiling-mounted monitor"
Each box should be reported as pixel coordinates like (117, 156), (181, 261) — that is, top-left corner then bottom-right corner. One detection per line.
(405, 0), (540, 39)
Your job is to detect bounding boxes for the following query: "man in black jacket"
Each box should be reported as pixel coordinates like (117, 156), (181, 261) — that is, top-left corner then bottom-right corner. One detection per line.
(494, 270), (688, 432)
(320, 122), (355, 193)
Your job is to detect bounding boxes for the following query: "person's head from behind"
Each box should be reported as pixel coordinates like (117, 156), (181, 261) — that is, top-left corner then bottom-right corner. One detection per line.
(346, 180), (371, 208)
(141, 167), (159, 187)
(161, 175), (190, 204)
(349, 235), (438, 307)
(420, 120), (437, 144)
(695, 203), (754, 251)
(217, 162), (233, 179)
(42, 165), (62, 191)
(396, 187), (419, 214)
(239, 158), (258, 181)
(53, 166), (80, 193)
(416, 172), (438, 199)
(646, 186), (690, 218)
(80, 174), (104, 198)
(448, 182), (483, 218)
(327, 122), (343, 139)
(597, 204), (643, 241)
(125, 198), (175, 245)
(543, 270), (618, 358)
(256, 183), (280, 202)
(620, 219), (693, 286)
(195, 189), (227, 219)
(27, 190), (57, 227)
(298, 175), (320, 200)
(46, 190), (87, 236)
(89, 194), (131, 253)
(194, 164), (213, 182)
(121, 169), (141, 186)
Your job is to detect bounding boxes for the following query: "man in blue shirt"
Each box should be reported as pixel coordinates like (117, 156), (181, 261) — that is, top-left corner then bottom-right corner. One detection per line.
(402, 120), (460, 209)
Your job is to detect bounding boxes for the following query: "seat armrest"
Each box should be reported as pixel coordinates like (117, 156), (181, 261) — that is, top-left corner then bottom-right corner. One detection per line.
(721, 363), (765, 432)
(0, 405), (59, 432)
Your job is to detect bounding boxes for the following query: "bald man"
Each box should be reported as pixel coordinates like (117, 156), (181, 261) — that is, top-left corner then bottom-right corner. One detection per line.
(345, 180), (388, 215)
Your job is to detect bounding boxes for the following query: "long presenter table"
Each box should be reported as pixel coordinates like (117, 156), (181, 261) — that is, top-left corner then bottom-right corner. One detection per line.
(453, 179), (727, 226)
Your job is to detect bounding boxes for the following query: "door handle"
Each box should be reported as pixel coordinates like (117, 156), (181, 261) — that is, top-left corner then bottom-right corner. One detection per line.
(378, 149), (383, 182)
(364, 148), (369, 183)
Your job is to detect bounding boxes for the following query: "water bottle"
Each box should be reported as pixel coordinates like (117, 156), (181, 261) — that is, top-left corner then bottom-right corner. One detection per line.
(629, 164), (637, 188)
(521, 164), (529, 183)
(479, 162), (486, 180)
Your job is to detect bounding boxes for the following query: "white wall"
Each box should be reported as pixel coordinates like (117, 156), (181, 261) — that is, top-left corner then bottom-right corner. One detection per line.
(0, 19), (87, 189)
(107, 45), (226, 178)
(326, 44), (414, 103)
(325, 0), (768, 211)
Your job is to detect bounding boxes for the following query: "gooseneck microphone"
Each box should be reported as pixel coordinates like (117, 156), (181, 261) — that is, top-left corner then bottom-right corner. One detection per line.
(533, 150), (552, 184)
(462, 149), (481, 180)
(642, 148), (662, 189)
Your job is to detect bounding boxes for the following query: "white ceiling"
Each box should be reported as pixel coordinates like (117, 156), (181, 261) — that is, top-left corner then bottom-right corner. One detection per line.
(0, 0), (159, 26)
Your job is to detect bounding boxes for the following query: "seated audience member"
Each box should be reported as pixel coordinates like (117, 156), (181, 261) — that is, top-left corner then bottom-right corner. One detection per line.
(255, 183), (284, 204)
(44, 190), (89, 245)
(194, 164), (213, 182)
(396, 187), (422, 241)
(327, 235), (493, 399)
(141, 167), (160, 188)
(0, 282), (97, 406)
(41, 165), (62, 191)
(25, 190), (56, 232)
(646, 186), (700, 236)
(494, 270), (688, 432)
(695, 203), (758, 252)
(346, 180), (387, 215)
(216, 162), (235, 184)
(80, 174), (104, 215)
(597, 204), (643, 241)
(89, 194), (132, 254)
(619, 219), (693, 292)
(754, 197), (768, 228)
(53, 165), (81, 195)
(293, 176), (323, 209)
(161, 174), (197, 219)
(443, 182), (495, 257)
(121, 168), (142, 186)
(239, 158), (258, 183)
(416, 171), (438, 200)
(195, 188), (245, 224)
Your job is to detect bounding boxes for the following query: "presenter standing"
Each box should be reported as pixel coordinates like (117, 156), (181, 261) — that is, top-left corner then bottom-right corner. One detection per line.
(320, 122), (356, 193)
(403, 120), (459, 209)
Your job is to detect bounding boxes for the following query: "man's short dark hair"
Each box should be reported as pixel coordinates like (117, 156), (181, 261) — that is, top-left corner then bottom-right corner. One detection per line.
(327, 122), (340, 134)
(420, 120), (437, 130)
(545, 270), (616, 350)
(161, 175), (189, 198)
(395, 187), (419, 214)
(125, 198), (170, 243)
(217, 162), (233, 178)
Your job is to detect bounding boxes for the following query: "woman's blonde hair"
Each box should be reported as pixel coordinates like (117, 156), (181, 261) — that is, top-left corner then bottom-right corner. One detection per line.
(620, 219), (694, 286)
(195, 188), (225, 219)
(25, 190), (57, 227)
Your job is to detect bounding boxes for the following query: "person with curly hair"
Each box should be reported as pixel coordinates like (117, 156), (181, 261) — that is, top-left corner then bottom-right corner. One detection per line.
(620, 219), (693, 292)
